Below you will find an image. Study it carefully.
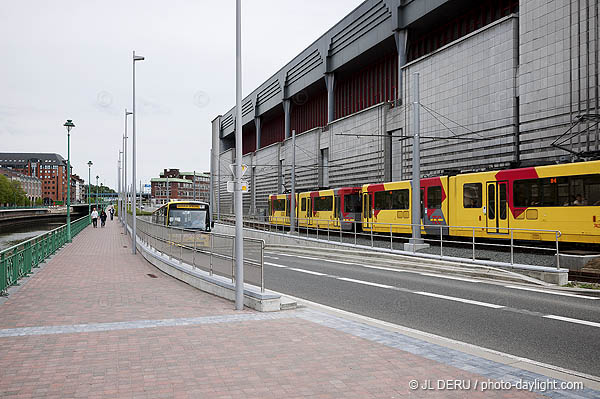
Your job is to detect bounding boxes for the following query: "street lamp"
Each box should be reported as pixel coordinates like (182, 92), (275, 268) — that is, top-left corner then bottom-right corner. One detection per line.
(63, 119), (75, 242)
(118, 151), (122, 224)
(87, 161), (93, 222)
(123, 109), (132, 234)
(96, 175), (99, 209)
(132, 51), (144, 255)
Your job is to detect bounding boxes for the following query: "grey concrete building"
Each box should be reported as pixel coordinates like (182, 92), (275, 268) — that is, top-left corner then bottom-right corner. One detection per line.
(211, 0), (599, 218)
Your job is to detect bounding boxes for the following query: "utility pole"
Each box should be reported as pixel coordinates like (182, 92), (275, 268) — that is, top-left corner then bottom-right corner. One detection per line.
(290, 129), (296, 233)
(405, 73), (428, 252)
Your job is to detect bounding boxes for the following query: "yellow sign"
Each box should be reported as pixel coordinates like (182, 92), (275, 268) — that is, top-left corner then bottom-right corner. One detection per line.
(177, 205), (202, 209)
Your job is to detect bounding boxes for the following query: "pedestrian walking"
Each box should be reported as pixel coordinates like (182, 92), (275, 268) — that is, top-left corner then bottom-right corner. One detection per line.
(91, 207), (99, 228)
(109, 207), (114, 221)
(100, 209), (107, 228)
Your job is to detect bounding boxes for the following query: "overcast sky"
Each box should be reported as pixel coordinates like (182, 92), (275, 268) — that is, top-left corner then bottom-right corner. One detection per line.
(0, 0), (363, 189)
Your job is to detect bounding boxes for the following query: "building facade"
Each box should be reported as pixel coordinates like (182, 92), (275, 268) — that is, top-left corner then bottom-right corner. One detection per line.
(0, 153), (71, 205)
(151, 169), (211, 205)
(212, 0), (599, 217)
(71, 174), (85, 203)
(0, 167), (42, 204)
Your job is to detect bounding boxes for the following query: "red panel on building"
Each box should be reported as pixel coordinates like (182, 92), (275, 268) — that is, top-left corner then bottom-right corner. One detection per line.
(242, 123), (256, 155)
(407, 0), (519, 61)
(334, 52), (398, 120)
(261, 114), (285, 148)
(290, 90), (327, 135)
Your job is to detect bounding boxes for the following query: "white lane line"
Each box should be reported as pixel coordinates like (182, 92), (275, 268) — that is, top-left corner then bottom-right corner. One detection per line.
(264, 262), (287, 268)
(414, 292), (505, 309)
(504, 285), (599, 300)
(336, 277), (395, 289)
(288, 268), (328, 276)
(265, 256), (280, 260)
(543, 315), (600, 328)
(268, 252), (486, 284)
(419, 272), (479, 283)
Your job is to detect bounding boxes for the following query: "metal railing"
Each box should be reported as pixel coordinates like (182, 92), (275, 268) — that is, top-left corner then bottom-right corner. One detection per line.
(0, 215), (90, 295)
(218, 214), (563, 270)
(134, 217), (265, 292)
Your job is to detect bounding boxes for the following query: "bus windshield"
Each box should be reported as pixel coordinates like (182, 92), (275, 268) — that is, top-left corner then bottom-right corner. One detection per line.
(168, 209), (207, 229)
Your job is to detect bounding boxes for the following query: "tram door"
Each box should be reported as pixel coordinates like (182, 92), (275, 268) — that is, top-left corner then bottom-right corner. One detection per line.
(333, 196), (340, 228)
(306, 197), (313, 227)
(363, 193), (373, 229)
(486, 181), (509, 234)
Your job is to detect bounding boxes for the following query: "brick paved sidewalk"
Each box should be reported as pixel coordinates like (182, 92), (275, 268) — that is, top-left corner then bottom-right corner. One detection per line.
(0, 219), (594, 398)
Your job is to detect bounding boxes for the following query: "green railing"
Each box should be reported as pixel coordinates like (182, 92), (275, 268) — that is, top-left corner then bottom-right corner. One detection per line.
(0, 215), (90, 295)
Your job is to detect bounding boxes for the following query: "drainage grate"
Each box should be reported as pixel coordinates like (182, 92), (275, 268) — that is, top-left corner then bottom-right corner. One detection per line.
(147, 274), (158, 278)
(123, 246), (128, 248)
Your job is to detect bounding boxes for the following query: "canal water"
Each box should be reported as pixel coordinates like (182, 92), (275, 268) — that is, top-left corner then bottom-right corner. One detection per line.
(0, 220), (64, 251)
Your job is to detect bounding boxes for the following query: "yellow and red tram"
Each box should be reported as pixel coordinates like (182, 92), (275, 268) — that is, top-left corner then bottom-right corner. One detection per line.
(268, 160), (600, 244)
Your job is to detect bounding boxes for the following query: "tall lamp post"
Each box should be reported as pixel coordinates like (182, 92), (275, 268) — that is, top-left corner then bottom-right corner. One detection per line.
(63, 119), (75, 242)
(123, 109), (132, 232)
(132, 51), (145, 255)
(233, 0), (245, 310)
(87, 161), (93, 222)
(96, 175), (99, 209)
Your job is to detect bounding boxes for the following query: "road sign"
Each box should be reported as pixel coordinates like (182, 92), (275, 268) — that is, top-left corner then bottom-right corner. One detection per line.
(229, 163), (248, 177)
(227, 180), (249, 193)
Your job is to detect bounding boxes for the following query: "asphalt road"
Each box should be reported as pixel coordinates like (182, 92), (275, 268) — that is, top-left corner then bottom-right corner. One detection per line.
(263, 251), (600, 377)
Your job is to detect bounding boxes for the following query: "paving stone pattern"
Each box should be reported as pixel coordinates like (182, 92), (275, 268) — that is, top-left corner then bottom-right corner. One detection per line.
(0, 219), (590, 398)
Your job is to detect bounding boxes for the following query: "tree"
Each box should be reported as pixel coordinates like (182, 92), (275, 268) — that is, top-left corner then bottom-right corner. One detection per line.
(0, 175), (10, 205)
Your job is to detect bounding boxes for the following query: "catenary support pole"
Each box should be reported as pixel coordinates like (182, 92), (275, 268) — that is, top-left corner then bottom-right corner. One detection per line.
(290, 129), (296, 233)
(234, 0), (244, 310)
(411, 73), (422, 243)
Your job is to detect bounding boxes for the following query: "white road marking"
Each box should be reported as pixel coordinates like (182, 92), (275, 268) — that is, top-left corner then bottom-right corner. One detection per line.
(414, 292), (505, 309)
(336, 277), (395, 289)
(265, 256), (280, 260)
(288, 268), (327, 276)
(419, 272), (479, 283)
(264, 262), (287, 268)
(268, 252), (487, 284)
(543, 315), (600, 328)
(504, 285), (599, 300)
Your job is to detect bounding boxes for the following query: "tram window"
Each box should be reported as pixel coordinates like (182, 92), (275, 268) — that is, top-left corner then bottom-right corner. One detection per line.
(314, 196), (333, 211)
(374, 190), (409, 210)
(272, 199), (286, 212)
(488, 185), (495, 220)
(463, 183), (482, 208)
(515, 174), (600, 207)
(392, 190), (409, 209)
(570, 174), (600, 206)
(427, 186), (442, 209)
(344, 194), (361, 213)
(374, 191), (391, 210)
(514, 179), (540, 207)
(301, 198), (306, 211)
(499, 184), (507, 220)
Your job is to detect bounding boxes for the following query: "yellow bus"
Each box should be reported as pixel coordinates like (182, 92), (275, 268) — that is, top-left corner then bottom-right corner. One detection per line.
(152, 201), (212, 231)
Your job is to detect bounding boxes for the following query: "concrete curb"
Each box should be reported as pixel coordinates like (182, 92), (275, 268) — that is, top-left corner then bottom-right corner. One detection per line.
(134, 236), (287, 312)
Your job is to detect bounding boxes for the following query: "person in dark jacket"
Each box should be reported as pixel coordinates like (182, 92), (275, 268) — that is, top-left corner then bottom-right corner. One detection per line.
(100, 209), (107, 228)
(109, 207), (114, 221)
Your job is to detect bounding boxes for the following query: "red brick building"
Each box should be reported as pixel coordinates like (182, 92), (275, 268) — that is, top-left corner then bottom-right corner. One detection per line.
(0, 153), (72, 205)
(151, 169), (210, 205)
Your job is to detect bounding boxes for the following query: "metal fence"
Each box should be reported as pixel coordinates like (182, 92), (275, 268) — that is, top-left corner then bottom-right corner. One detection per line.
(218, 214), (563, 270)
(0, 215), (90, 295)
(135, 217), (265, 292)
